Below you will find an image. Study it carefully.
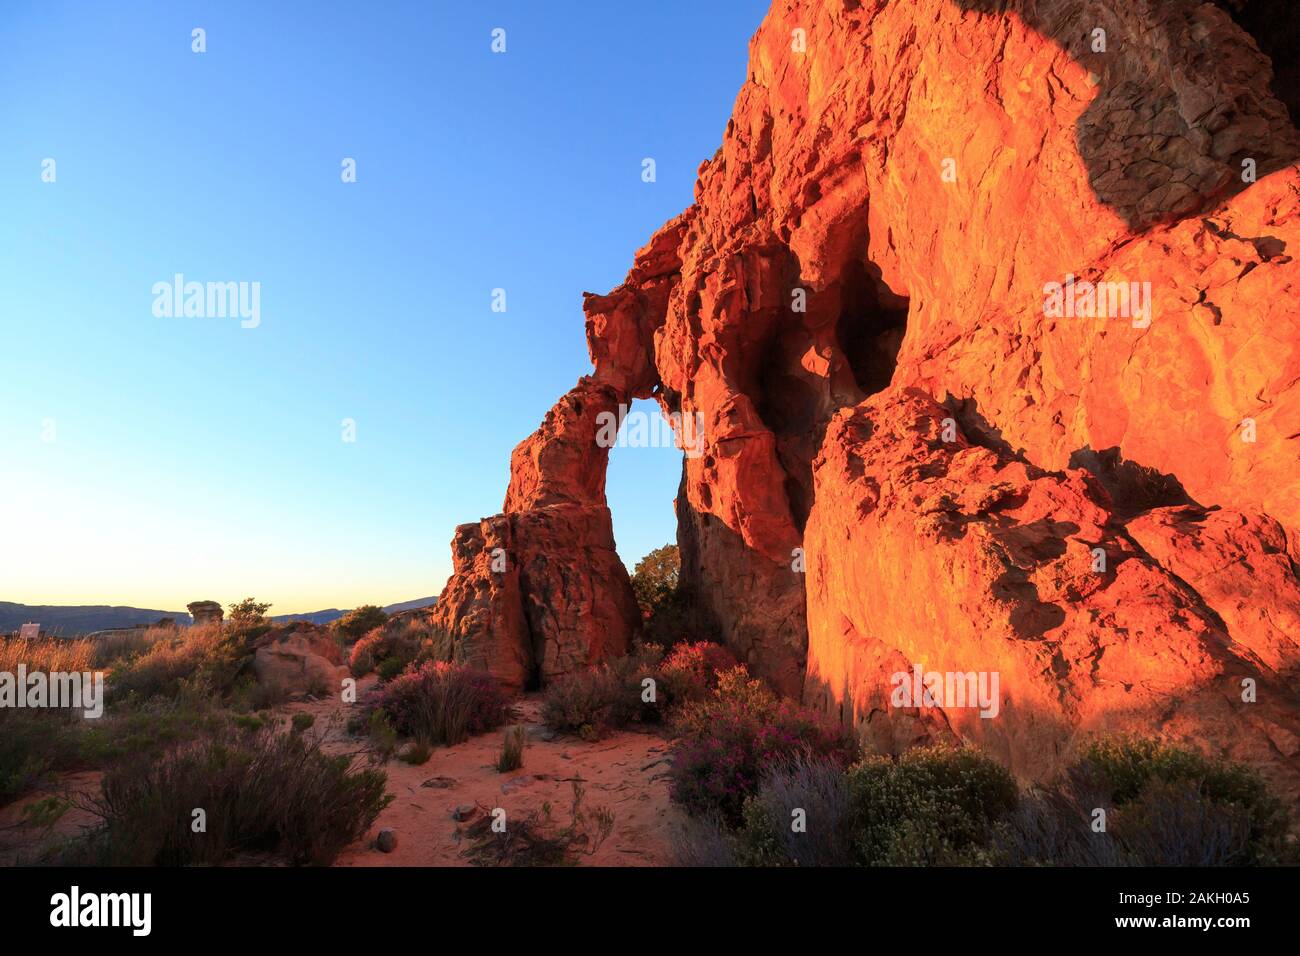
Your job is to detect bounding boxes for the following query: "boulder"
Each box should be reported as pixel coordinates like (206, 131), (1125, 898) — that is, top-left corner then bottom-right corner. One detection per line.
(251, 623), (348, 697)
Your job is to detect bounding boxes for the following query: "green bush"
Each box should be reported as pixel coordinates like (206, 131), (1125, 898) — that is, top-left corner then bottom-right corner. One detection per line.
(367, 710), (398, 762)
(227, 597), (272, 627)
(77, 695), (226, 764)
(675, 746), (1017, 867)
(630, 544), (679, 614)
(335, 605), (390, 644)
(375, 656), (407, 682)
(2, 694), (225, 806)
(997, 737), (1294, 866)
(683, 737), (1296, 868)
(1082, 737), (1288, 838)
(630, 544), (719, 648)
(846, 747), (1018, 865)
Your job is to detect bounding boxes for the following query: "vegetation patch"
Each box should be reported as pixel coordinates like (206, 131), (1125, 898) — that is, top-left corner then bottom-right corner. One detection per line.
(65, 727), (390, 866)
(364, 661), (509, 748)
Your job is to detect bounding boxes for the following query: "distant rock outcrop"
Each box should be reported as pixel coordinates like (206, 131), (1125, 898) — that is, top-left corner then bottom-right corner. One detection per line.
(187, 601), (224, 627)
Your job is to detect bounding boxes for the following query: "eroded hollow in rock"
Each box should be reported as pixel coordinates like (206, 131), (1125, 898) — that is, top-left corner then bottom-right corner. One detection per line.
(836, 258), (910, 397)
(1212, 0), (1300, 124)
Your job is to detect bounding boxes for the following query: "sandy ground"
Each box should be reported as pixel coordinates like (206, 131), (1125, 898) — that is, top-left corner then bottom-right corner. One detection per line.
(0, 681), (680, 867)
(312, 685), (679, 866)
(0, 771), (102, 866)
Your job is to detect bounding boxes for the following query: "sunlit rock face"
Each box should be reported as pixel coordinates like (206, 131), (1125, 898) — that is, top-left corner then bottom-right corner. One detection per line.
(435, 0), (1300, 795)
(801, 389), (1300, 799)
(427, 379), (638, 692)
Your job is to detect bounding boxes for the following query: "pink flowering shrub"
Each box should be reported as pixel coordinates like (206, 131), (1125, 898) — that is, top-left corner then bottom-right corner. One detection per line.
(366, 661), (509, 746)
(669, 666), (855, 823)
(660, 640), (739, 701)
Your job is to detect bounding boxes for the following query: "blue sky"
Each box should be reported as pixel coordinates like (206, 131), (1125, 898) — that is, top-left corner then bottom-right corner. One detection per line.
(0, 0), (768, 612)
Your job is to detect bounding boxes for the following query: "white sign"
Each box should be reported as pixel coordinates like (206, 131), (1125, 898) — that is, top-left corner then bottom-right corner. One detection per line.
(19, 623), (39, 640)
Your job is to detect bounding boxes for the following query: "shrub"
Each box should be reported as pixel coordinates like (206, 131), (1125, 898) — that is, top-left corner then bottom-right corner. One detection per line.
(227, 597), (272, 627)
(375, 656), (407, 682)
(291, 712), (315, 734)
(670, 734), (1294, 868)
(366, 661), (509, 747)
(91, 627), (165, 668)
(70, 728), (391, 865)
(229, 673), (288, 712)
(335, 605), (389, 644)
(630, 544), (713, 648)
(349, 618), (426, 677)
(234, 713), (265, 733)
(1108, 778), (1257, 866)
(0, 709), (82, 805)
(630, 544), (679, 614)
(846, 747), (1019, 865)
(107, 623), (250, 702)
(991, 765), (1124, 866)
(77, 694), (226, 766)
(736, 754), (858, 866)
(542, 669), (617, 740)
(2, 691), (221, 805)
(367, 710), (398, 762)
(998, 737), (1293, 866)
(668, 813), (742, 867)
(541, 646), (666, 739)
(668, 667), (855, 823)
(496, 726), (526, 773)
(1082, 737), (1288, 841)
(21, 794), (71, 830)
(659, 640), (739, 703)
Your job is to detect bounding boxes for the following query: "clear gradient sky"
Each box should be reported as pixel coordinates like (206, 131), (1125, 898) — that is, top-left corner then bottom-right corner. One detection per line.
(0, 0), (769, 613)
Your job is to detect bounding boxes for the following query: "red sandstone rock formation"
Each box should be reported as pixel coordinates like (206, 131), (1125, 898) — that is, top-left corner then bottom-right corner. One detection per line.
(427, 378), (638, 691)
(434, 0), (1300, 796)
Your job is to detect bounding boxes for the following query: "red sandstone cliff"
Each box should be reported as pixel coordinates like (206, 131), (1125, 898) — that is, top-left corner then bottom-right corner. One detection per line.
(430, 0), (1300, 799)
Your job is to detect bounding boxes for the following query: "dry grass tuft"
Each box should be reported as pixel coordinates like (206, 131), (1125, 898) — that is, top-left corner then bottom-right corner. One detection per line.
(0, 636), (95, 674)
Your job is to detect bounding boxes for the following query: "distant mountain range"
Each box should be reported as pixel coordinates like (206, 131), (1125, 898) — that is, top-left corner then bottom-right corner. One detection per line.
(269, 597), (439, 626)
(0, 597), (438, 636)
